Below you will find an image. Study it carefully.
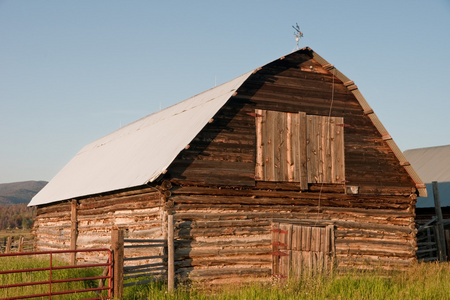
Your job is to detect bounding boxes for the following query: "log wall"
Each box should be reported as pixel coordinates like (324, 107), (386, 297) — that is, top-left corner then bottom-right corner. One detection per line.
(33, 186), (166, 264)
(171, 184), (417, 284)
(165, 50), (419, 284)
(169, 50), (416, 191)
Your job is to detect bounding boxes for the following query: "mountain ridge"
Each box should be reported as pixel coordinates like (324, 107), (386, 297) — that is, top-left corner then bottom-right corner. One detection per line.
(0, 181), (48, 205)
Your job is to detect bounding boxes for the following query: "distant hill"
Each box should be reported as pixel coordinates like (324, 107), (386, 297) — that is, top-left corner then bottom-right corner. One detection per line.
(0, 181), (47, 205)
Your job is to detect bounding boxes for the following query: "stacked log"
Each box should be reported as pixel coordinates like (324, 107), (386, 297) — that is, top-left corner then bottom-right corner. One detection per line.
(33, 186), (166, 264)
(170, 183), (416, 284)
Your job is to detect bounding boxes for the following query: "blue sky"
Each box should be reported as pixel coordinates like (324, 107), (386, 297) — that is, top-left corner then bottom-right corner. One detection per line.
(1, 1), (449, 183)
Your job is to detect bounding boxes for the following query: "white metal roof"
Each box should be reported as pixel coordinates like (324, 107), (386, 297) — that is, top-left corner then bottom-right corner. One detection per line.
(29, 71), (253, 206)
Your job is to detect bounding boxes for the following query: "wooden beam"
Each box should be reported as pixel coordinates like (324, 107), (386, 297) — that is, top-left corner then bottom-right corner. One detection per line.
(6, 237), (12, 253)
(432, 181), (447, 262)
(112, 229), (124, 299)
(168, 214), (175, 292)
(18, 236), (24, 253)
(70, 199), (78, 265)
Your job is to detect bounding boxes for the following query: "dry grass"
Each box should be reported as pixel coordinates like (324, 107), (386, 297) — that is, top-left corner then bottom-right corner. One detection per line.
(0, 228), (32, 239)
(123, 262), (450, 300)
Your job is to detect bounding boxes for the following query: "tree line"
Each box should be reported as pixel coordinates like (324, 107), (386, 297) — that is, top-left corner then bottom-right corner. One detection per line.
(0, 204), (35, 230)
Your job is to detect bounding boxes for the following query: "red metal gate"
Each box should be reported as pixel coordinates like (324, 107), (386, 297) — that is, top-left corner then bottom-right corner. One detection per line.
(0, 249), (112, 300)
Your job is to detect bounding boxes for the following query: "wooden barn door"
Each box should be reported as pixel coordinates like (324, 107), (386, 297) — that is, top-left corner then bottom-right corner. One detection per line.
(272, 222), (335, 279)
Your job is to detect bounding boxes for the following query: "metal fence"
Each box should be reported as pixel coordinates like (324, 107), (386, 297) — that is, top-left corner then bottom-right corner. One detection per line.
(0, 248), (112, 300)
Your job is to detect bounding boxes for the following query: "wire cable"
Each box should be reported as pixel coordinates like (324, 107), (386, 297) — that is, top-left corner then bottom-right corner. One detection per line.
(315, 68), (336, 225)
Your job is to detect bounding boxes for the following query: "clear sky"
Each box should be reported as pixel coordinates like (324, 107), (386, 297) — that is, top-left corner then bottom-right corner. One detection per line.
(1, 1), (449, 183)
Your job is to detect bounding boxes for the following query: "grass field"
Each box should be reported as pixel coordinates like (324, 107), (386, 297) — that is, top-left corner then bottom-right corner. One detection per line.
(2, 251), (450, 299)
(122, 262), (450, 300)
(0, 255), (105, 299)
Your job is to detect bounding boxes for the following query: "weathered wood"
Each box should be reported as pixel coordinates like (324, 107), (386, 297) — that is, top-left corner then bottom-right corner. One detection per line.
(185, 267), (271, 281)
(306, 115), (344, 184)
(175, 198), (408, 211)
(111, 229), (124, 299)
(273, 218), (414, 234)
(6, 237), (12, 253)
(70, 199), (78, 265)
(272, 222), (334, 278)
(159, 180), (173, 191)
(171, 197), (414, 217)
(299, 112), (308, 190)
(79, 194), (161, 211)
(175, 238), (271, 249)
(432, 181), (447, 262)
(255, 109), (264, 180)
(446, 229), (450, 258)
(18, 236), (24, 253)
(175, 247), (270, 260)
(175, 256), (271, 268)
(257, 110), (345, 185)
(168, 214), (174, 292)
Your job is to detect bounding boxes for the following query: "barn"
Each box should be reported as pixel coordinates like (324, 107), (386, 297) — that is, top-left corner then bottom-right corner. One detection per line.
(29, 47), (426, 284)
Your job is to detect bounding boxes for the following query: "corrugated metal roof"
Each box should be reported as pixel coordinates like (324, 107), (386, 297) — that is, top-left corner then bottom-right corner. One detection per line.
(404, 145), (450, 207)
(29, 71), (253, 206)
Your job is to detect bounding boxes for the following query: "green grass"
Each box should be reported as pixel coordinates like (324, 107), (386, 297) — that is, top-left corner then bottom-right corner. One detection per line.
(2, 258), (450, 299)
(0, 255), (106, 299)
(122, 262), (450, 300)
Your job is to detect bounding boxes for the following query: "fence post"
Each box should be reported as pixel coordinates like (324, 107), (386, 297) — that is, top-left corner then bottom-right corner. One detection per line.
(6, 237), (12, 253)
(111, 229), (124, 299)
(18, 236), (24, 253)
(70, 199), (78, 265)
(446, 229), (450, 258)
(168, 214), (174, 292)
(432, 181), (447, 262)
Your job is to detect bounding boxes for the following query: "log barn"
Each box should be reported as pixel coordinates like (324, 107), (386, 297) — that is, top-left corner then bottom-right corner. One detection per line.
(29, 47), (426, 284)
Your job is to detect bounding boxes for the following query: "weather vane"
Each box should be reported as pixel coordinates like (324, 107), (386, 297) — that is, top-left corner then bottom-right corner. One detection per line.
(292, 23), (303, 50)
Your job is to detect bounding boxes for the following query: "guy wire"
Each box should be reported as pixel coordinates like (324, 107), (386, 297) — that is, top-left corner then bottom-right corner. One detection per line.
(315, 68), (336, 225)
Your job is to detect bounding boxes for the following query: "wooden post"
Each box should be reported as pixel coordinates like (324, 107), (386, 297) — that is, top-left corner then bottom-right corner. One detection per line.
(168, 214), (175, 292)
(432, 181), (447, 262)
(5, 237), (12, 253)
(111, 229), (124, 299)
(18, 236), (24, 253)
(70, 199), (78, 265)
(445, 230), (450, 258)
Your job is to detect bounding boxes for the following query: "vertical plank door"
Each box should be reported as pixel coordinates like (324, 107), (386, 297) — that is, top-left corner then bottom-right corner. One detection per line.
(272, 223), (335, 279)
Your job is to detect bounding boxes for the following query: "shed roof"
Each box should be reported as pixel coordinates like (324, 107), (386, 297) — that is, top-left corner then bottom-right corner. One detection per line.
(404, 145), (450, 207)
(29, 48), (426, 206)
(404, 145), (450, 183)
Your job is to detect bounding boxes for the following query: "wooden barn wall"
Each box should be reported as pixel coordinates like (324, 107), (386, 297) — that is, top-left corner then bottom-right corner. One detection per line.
(33, 187), (166, 263)
(166, 51), (419, 284)
(171, 185), (417, 284)
(169, 51), (415, 191)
